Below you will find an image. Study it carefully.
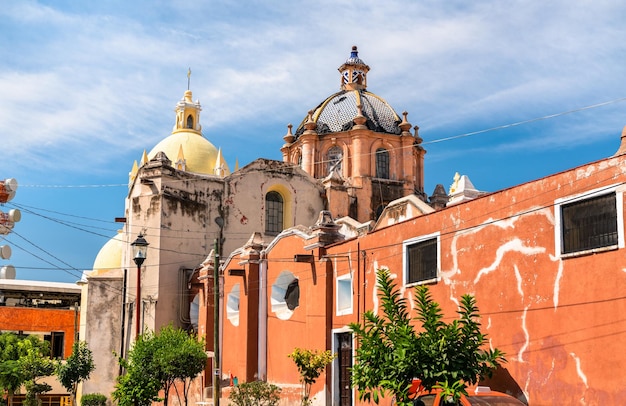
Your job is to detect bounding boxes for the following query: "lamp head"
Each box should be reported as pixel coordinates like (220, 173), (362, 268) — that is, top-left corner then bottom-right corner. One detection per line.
(131, 234), (149, 266)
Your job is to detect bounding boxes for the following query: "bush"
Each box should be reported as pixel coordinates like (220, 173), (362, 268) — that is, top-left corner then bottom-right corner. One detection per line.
(81, 393), (107, 406)
(229, 380), (281, 406)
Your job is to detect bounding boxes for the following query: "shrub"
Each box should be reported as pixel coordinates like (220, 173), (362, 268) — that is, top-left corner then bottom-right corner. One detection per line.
(81, 393), (107, 406)
(229, 380), (281, 406)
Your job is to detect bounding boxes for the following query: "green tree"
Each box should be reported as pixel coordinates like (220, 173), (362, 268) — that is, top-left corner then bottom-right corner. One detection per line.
(151, 325), (208, 406)
(288, 348), (335, 406)
(0, 333), (25, 406)
(0, 333), (54, 406)
(57, 341), (95, 406)
(113, 332), (161, 406)
(19, 338), (57, 406)
(113, 325), (208, 406)
(349, 269), (505, 406)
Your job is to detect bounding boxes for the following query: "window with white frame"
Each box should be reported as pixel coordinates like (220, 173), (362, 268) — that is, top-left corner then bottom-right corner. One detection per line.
(556, 186), (624, 256)
(226, 284), (240, 327)
(403, 234), (439, 285)
(336, 273), (353, 315)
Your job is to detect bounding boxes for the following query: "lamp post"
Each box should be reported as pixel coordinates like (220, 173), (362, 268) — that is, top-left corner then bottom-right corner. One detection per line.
(131, 233), (149, 337)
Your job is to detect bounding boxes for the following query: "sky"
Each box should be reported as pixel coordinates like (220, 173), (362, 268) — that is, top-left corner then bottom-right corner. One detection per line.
(1, 0), (626, 283)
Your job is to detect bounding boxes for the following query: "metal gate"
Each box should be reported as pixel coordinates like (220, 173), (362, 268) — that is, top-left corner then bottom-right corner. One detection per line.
(337, 332), (353, 406)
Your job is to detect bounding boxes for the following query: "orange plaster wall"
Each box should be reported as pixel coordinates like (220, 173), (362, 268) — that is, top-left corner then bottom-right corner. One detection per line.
(265, 237), (328, 382)
(323, 155), (626, 404)
(0, 306), (78, 358)
(216, 155), (626, 405)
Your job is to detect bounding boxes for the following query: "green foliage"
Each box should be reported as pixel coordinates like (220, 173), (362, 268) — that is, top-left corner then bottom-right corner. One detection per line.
(80, 393), (107, 406)
(288, 348), (335, 406)
(57, 341), (95, 406)
(349, 269), (506, 405)
(349, 269), (418, 405)
(0, 333), (54, 406)
(433, 380), (466, 405)
(228, 381), (282, 406)
(113, 325), (208, 406)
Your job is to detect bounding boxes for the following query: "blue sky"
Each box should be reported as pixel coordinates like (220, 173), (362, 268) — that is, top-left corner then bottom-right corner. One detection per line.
(1, 1), (626, 283)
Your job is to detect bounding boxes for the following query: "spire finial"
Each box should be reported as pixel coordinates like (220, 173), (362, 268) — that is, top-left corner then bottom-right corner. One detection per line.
(187, 68), (191, 90)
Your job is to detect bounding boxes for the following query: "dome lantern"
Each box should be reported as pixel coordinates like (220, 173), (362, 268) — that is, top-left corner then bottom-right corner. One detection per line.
(173, 90), (202, 135)
(338, 46), (370, 91)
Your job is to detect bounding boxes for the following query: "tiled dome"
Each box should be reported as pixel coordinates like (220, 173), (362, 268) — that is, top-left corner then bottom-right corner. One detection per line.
(294, 46), (402, 138)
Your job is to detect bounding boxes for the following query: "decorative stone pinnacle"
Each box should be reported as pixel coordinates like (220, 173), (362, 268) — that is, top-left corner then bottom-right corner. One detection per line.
(399, 111), (411, 132)
(283, 123), (295, 144)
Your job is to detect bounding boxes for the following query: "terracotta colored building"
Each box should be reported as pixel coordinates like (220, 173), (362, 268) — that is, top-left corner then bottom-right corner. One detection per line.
(217, 128), (626, 405)
(0, 279), (80, 359)
(0, 279), (81, 399)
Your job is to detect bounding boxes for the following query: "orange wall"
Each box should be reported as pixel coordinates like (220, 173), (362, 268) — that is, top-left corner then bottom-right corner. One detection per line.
(324, 155), (626, 404)
(218, 155), (626, 405)
(0, 306), (78, 358)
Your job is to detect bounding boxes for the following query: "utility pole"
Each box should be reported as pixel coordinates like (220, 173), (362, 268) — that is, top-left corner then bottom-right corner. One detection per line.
(213, 239), (220, 406)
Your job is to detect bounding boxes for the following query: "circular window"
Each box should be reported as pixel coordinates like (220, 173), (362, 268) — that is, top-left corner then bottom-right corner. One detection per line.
(271, 271), (299, 320)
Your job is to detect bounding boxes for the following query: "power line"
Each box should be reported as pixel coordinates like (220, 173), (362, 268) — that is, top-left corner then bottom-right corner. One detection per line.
(12, 96), (626, 190)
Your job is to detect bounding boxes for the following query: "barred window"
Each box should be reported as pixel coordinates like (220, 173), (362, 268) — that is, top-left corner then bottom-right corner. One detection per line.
(375, 148), (389, 179)
(405, 237), (438, 284)
(561, 193), (618, 254)
(265, 191), (284, 235)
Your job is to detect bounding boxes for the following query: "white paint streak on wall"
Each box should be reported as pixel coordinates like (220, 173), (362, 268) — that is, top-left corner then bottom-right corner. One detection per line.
(550, 254), (564, 309)
(407, 290), (415, 311)
(523, 373), (532, 404)
(442, 208), (553, 283)
(514, 265), (523, 298)
(517, 305), (530, 362)
(541, 358), (555, 385)
(474, 239), (545, 284)
(372, 261), (381, 316)
(569, 353), (589, 388)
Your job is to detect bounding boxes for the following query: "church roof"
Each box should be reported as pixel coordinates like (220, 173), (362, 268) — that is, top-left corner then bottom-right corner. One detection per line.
(148, 131), (222, 175)
(294, 46), (402, 137)
(91, 231), (123, 276)
(294, 90), (402, 137)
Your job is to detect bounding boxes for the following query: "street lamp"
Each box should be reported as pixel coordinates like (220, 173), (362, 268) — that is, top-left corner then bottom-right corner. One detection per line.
(131, 233), (149, 337)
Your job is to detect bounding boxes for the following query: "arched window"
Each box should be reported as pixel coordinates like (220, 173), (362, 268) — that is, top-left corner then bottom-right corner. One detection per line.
(186, 115), (194, 129)
(375, 148), (389, 179)
(265, 191), (284, 234)
(327, 146), (343, 175)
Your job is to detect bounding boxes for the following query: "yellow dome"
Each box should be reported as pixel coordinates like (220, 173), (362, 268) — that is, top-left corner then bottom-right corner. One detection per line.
(91, 232), (123, 275)
(148, 131), (221, 175)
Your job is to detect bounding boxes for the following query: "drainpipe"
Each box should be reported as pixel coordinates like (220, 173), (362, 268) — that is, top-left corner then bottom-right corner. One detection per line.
(258, 251), (268, 380)
(119, 269), (127, 376)
(356, 243), (360, 325)
(213, 240), (221, 406)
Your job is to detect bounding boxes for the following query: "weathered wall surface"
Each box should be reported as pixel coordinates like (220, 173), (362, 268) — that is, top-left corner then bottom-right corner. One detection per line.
(218, 154), (626, 405)
(326, 155), (626, 405)
(82, 275), (123, 398)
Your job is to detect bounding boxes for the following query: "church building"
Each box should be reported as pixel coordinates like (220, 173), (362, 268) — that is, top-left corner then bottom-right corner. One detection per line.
(80, 47), (434, 399)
